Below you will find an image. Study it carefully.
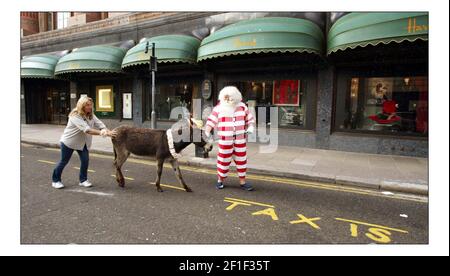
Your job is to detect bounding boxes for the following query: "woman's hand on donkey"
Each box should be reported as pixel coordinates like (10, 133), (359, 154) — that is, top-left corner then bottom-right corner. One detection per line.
(100, 129), (118, 138)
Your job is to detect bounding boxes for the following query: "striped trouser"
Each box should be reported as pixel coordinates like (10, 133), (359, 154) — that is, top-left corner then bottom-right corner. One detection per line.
(217, 135), (247, 180)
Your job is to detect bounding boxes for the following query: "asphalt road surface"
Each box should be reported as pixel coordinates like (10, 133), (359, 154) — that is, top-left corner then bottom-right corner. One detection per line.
(20, 143), (428, 244)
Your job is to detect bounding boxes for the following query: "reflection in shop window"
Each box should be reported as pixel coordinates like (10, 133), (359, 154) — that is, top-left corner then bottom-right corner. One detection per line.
(224, 80), (309, 128)
(336, 76), (428, 135)
(155, 83), (197, 120)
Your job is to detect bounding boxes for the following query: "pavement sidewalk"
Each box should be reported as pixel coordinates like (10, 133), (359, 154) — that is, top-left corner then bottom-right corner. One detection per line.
(20, 124), (428, 195)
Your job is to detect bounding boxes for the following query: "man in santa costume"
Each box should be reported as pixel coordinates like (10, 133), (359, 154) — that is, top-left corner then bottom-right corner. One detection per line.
(204, 86), (256, 191)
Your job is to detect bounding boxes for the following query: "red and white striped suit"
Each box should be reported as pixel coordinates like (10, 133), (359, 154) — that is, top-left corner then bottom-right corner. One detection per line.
(206, 102), (255, 181)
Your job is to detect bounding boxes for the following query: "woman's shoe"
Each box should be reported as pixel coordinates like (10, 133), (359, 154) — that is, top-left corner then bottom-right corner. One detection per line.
(79, 180), (93, 188)
(52, 181), (65, 189)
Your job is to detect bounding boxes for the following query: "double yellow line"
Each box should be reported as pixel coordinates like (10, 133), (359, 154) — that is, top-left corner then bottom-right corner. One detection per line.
(37, 145), (428, 203)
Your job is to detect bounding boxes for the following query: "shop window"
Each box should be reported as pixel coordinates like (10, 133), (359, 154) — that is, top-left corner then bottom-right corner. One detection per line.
(335, 76), (428, 135)
(95, 85), (114, 113)
(154, 82), (198, 120)
(223, 80), (310, 128)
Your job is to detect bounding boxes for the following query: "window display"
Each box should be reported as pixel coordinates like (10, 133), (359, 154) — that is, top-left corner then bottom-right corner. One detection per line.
(335, 76), (428, 135)
(223, 79), (309, 128)
(95, 85), (114, 113)
(273, 80), (300, 106)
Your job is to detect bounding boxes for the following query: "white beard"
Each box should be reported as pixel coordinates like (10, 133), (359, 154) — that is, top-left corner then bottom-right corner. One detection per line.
(218, 101), (238, 117)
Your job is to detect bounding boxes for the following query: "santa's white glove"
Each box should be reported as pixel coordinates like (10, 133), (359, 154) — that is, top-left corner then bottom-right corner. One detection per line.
(100, 129), (108, 138)
(246, 125), (255, 134)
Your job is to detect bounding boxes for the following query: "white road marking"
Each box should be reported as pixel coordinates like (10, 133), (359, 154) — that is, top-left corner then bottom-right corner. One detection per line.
(66, 189), (114, 197)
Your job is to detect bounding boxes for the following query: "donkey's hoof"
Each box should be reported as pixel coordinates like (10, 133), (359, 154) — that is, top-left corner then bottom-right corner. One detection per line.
(157, 188), (164, 193)
(185, 188), (193, 192)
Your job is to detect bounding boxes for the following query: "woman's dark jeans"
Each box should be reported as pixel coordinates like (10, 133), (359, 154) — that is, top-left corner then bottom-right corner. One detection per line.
(52, 142), (89, 183)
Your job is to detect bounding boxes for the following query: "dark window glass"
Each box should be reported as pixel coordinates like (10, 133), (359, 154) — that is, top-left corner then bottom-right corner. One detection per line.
(154, 82), (199, 120)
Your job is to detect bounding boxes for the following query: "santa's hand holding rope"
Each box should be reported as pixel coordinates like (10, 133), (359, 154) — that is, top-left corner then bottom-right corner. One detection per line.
(204, 86), (256, 191)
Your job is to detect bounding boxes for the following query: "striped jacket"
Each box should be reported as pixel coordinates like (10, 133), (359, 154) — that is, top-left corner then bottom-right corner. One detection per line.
(206, 102), (255, 139)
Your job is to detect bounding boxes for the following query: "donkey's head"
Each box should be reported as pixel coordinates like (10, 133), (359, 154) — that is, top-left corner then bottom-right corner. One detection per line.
(190, 118), (213, 154)
(170, 118), (213, 154)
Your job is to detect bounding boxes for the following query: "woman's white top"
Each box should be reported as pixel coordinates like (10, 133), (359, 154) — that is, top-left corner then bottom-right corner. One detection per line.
(60, 114), (106, 150)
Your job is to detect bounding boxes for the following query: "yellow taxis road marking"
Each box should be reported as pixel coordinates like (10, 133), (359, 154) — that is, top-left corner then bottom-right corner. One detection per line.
(335, 218), (408, 234)
(39, 145), (427, 203)
(224, 197), (275, 208)
(74, 167), (96, 173)
(252, 208), (279, 221)
(289, 214), (322, 229)
(37, 159), (56, 165)
(110, 175), (134, 181)
(224, 200), (252, 211)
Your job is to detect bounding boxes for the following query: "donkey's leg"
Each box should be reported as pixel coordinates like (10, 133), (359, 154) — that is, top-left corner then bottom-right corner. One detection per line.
(155, 159), (164, 192)
(170, 159), (192, 192)
(114, 147), (130, 188)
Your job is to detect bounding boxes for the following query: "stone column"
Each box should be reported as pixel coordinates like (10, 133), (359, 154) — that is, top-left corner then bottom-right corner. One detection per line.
(315, 65), (335, 149)
(69, 81), (78, 110)
(132, 75), (144, 126)
(195, 71), (215, 158)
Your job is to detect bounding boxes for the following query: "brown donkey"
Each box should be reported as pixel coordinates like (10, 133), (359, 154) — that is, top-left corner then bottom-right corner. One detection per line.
(111, 118), (213, 192)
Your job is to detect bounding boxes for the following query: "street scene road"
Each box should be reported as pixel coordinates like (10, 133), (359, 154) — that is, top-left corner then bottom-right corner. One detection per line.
(21, 143), (428, 244)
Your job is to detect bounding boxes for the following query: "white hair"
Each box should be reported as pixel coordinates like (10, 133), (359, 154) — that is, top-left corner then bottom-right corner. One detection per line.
(218, 86), (242, 105)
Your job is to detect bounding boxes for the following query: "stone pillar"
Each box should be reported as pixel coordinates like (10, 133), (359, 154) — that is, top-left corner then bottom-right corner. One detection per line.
(37, 12), (49, 32)
(315, 65), (335, 149)
(132, 76), (144, 126)
(195, 71), (215, 158)
(69, 81), (78, 110)
(202, 71), (215, 119)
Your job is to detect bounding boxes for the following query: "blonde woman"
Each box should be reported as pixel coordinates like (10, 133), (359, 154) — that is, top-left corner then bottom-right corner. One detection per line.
(51, 96), (117, 189)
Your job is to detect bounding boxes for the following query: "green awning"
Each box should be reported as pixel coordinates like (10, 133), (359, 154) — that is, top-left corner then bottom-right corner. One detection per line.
(21, 54), (62, 79)
(122, 35), (200, 68)
(197, 17), (324, 61)
(55, 45), (127, 75)
(327, 12), (428, 55)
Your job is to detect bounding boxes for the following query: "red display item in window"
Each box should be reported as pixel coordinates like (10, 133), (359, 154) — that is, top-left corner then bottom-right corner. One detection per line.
(369, 99), (401, 124)
(382, 99), (397, 114)
(273, 80), (300, 106)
